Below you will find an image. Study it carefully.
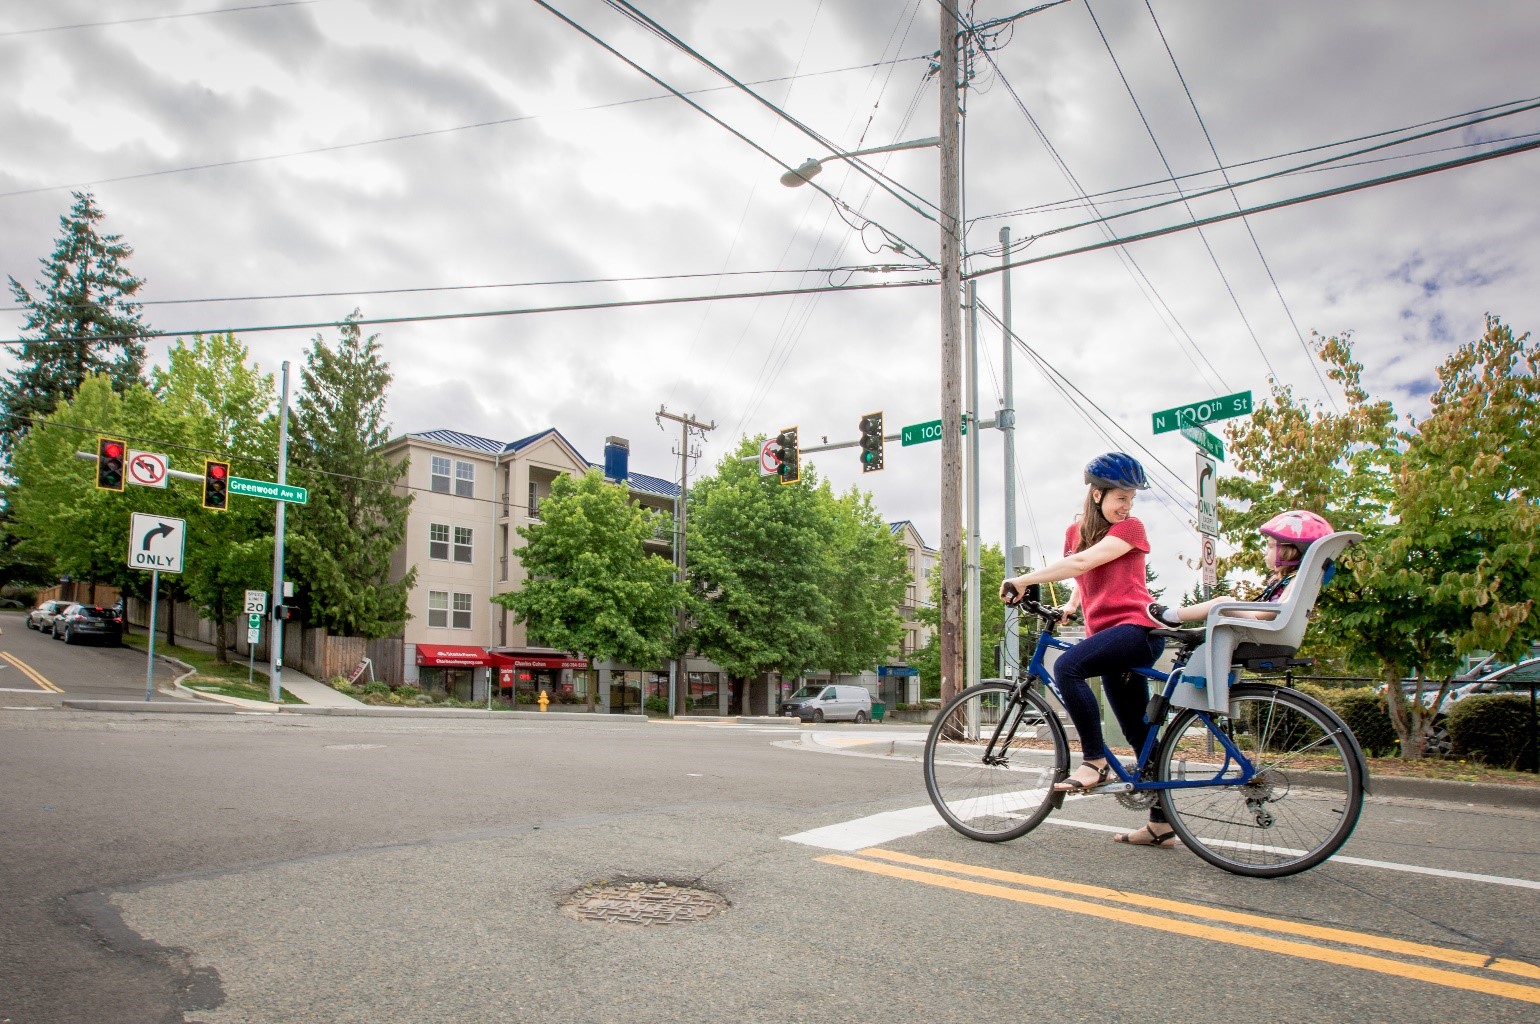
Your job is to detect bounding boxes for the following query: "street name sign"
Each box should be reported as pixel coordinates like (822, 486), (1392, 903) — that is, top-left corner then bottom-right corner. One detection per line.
(229, 477), (308, 504)
(900, 418), (967, 446)
(1152, 390), (1252, 435)
(1180, 424), (1225, 462)
(127, 513), (186, 574)
(126, 450), (170, 488)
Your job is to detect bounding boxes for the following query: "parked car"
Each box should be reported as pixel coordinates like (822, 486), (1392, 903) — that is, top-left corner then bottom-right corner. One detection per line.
(26, 599), (72, 634)
(53, 604), (123, 646)
(1425, 657), (1539, 757)
(782, 684), (874, 723)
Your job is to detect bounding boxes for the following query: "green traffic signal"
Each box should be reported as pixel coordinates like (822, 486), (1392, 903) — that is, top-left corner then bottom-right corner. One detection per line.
(776, 426), (800, 484)
(858, 412), (883, 472)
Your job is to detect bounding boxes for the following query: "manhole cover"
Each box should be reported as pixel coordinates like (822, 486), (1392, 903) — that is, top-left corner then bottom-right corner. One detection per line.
(562, 882), (727, 926)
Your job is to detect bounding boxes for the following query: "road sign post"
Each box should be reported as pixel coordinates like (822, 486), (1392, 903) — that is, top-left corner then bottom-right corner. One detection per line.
(1152, 390), (1252, 435)
(127, 513), (186, 701)
(1196, 452), (1218, 537)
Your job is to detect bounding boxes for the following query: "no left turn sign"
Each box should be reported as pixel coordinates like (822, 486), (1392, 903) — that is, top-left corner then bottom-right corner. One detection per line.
(127, 450), (169, 488)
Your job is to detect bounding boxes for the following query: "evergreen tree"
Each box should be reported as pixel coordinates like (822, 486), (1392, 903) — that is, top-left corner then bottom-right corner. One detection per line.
(286, 312), (414, 638)
(1, 192), (147, 459)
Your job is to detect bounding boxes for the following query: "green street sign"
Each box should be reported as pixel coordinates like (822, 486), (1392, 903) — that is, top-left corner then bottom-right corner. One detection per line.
(900, 417), (968, 447)
(229, 477), (309, 504)
(248, 613), (263, 630)
(1180, 424), (1225, 462)
(1152, 390), (1252, 435)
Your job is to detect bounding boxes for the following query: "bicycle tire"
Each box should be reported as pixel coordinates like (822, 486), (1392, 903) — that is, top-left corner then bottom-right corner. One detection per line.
(924, 681), (1069, 842)
(1156, 683), (1366, 877)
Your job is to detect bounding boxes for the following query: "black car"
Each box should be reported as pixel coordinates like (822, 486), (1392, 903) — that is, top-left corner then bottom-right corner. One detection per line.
(53, 604), (123, 646)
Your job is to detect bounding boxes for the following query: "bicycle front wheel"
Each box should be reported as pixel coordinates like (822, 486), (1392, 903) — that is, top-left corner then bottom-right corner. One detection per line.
(1156, 684), (1366, 877)
(924, 681), (1069, 842)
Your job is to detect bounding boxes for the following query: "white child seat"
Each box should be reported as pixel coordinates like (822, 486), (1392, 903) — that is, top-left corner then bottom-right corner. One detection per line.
(1169, 531), (1362, 713)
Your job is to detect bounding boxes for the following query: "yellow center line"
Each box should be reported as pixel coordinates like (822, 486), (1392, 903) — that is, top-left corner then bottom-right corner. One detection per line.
(858, 847), (1540, 982)
(818, 853), (1540, 1006)
(0, 651), (61, 692)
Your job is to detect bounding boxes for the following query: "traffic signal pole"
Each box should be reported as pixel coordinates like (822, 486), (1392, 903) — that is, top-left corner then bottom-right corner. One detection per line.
(1000, 226), (1020, 678)
(269, 361), (291, 704)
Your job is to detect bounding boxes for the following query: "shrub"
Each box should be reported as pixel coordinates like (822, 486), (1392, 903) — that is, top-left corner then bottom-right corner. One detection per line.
(362, 681), (390, 697)
(1448, 695), (1538, 769)
(644, 695), (668, 715)
(1324, 688), (1398, 757)
(329, 676), (353, 692)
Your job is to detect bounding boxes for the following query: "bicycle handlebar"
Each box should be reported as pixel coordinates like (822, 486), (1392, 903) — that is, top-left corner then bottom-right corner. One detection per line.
(1002, 581), (1072, 626)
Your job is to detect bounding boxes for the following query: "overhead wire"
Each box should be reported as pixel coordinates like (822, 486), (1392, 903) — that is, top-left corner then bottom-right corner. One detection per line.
(0, 0), (319, 38)
(1081, 0), (1280, 383)
(1141, 0), (1337, 411)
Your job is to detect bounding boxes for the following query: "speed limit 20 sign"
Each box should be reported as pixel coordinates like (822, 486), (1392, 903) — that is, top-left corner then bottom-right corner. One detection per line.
(244, 589), (267, 615)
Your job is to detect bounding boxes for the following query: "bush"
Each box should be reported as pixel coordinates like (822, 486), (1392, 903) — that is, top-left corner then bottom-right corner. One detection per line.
(1448, 695), (1538, 769)
(1325, 688), (1398, 757)
(644, 695), (668, 715)
(362, 681), (390, 697)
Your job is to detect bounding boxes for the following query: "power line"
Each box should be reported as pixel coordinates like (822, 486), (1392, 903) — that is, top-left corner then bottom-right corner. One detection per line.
(0, 264), (927, 313)
(0, 279), (938, 347)
(970, 134), (1540, 280)
(0, 0), (319, 38)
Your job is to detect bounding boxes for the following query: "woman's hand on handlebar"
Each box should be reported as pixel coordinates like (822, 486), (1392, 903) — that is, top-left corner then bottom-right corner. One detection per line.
(999, 579), (1040, 605)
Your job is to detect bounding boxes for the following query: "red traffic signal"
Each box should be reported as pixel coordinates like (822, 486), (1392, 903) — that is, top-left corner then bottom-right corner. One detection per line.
(202, 460), (230, 510)
(96, 437), (125, 491)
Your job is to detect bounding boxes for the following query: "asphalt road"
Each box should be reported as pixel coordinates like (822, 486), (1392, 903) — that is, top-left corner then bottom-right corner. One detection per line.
(2, 683), (1537, 1024)
(2, 609), (192, 702)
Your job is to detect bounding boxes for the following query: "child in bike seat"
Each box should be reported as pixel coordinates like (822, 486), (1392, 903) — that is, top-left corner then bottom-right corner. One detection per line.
(998, 452), (1176, 847)
(1148, 510), (1334, 626)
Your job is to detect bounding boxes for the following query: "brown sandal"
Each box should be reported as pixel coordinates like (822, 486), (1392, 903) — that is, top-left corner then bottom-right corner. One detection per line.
(1113, 824), (1180, 848)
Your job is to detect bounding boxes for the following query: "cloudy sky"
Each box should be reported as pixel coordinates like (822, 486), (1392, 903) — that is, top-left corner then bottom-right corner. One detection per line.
(3, 0), (1538, 591)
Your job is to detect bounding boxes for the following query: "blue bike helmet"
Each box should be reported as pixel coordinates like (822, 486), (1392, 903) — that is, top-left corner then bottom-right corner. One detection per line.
(1084, 452), (1150, 491)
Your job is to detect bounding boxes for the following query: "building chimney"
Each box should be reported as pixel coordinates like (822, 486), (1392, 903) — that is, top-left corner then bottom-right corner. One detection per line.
(603, 436), (630, 483)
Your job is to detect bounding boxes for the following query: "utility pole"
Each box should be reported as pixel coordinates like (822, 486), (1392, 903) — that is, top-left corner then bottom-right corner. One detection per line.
(1000, 226), (1020, 678)
(269, 361), (290, 704)
(938, 2), (965, 705)
(656, 406), (715, 717)
(965, 280), (981, 693)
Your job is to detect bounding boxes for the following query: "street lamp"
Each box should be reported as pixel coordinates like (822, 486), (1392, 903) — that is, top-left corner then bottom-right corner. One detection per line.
(778, 137), (941, 188)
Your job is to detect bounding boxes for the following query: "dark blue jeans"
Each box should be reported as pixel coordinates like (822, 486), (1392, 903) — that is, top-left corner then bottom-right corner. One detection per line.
(1054, 623), (1168, 824)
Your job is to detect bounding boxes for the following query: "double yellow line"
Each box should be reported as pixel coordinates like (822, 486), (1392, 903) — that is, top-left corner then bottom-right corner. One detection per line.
(821, 848), (1540, 1005)
(1, 651), (62, 692)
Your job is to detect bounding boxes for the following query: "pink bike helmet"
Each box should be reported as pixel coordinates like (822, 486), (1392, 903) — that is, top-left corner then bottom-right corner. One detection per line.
(1259, 510), (1334, 567)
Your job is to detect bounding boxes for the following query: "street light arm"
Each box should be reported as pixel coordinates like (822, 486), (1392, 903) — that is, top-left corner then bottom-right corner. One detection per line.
(779, 137), (942, 187)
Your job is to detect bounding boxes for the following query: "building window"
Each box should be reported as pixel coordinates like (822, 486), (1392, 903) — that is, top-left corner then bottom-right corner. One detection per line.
(455, 460), (475, 498)
(428, 590), (448, 628)
(528, 480), (540, 519)
(431, 456), (451, 493)
(429, 523), (449, 560)
(452, 592), (473, 630)
(453, 526), (473, 563)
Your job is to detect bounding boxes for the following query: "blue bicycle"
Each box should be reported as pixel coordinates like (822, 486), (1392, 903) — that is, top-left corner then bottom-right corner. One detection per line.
(922, 590), (1368, 878)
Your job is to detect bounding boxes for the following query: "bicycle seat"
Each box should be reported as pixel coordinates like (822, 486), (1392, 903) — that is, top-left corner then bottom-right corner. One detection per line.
(1150, 627), (1204, 650)
(1170, 531), (1362, 713)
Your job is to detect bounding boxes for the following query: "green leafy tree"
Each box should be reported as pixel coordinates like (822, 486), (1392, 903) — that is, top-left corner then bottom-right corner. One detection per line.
(287, 314), (414, 637)
(141, 334), (276, 659)
(685, 438), (834, 703)
(911, 541), (1014, 697)
(1, 192), (147, 459)
(815, 486), (908, 675)
(496, 469), (682, 669)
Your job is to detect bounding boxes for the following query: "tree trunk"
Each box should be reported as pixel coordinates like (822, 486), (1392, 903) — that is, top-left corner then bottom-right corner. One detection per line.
(164, 594), (175, 648)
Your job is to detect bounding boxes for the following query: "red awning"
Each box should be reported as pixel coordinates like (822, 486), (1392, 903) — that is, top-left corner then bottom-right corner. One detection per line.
(415, 643), (491, 668)
(488, 651), (589, 670)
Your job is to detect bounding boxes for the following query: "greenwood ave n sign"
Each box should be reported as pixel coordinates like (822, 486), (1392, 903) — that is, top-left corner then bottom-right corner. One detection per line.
(1152, 390), (1252, 435)
(229, 477), (308, 504)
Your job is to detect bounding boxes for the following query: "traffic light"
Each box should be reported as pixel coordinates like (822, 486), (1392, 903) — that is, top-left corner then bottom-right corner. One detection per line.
(272, 604), (294, 622)
(776, 426), (800, 485)
(96, 437), (125, 491)
(858, 411), (884, 472)
(202, 460), (229, 510)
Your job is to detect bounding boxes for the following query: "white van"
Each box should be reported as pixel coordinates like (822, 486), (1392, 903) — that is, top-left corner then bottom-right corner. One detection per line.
(782, 684), (874, 723)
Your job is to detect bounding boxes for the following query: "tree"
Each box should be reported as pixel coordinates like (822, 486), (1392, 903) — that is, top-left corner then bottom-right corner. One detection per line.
(141, 334), (277, 659)
(286, 314), (414, 638)
(685, 438), (835, 706)
(1, 192), (147, 459)
(815, 486), (908, 676)
(496, 469), (682, 671)
(911, 541), (1014, 698)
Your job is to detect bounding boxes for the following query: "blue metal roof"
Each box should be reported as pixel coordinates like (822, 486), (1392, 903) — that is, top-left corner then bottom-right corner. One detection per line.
(407, 429), (503, 454)
(889, 520), (935, 551)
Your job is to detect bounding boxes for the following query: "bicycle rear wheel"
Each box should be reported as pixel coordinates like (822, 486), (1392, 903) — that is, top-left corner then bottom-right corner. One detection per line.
(924, 681), (1069, 842)
(1156, 684), (1366, 877)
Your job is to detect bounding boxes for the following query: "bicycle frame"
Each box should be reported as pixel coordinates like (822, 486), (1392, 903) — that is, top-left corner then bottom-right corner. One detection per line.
(1017, 620), (1258, 792)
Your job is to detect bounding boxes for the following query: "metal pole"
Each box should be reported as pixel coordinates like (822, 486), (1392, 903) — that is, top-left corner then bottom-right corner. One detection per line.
(938, 1), (965, 705)
(145, 570), (159, 701)
(269, 361), (291, 704)
(1000, 227), (1020, 677)
(965, 280), (981, 692)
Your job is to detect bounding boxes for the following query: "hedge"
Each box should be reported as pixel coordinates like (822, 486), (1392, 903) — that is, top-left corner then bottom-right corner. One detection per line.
(1447, 694), (1539, 770)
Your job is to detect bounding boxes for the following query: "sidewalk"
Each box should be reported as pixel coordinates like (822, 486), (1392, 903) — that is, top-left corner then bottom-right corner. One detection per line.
(124, 628), (364, 709)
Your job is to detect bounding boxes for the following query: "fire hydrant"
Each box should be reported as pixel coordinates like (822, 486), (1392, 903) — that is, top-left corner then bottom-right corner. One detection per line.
(538, 690), (550, 712)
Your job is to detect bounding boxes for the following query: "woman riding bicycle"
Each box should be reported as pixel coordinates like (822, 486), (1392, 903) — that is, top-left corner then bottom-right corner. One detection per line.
(998, 452), (1174, 848)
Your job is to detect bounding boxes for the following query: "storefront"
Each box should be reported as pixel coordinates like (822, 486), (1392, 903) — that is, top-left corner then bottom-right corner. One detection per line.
(489, 650), (591, 705)
(415, 643), (492, 700)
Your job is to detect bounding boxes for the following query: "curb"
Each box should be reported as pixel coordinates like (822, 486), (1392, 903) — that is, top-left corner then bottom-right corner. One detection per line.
(1364, 772), (1540, 808)
(59, 700), (648, 722)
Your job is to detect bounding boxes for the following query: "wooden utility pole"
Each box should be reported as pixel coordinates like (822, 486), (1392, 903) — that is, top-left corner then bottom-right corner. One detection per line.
(656, 405), (715, 716)
(938, 3), (964, 705)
